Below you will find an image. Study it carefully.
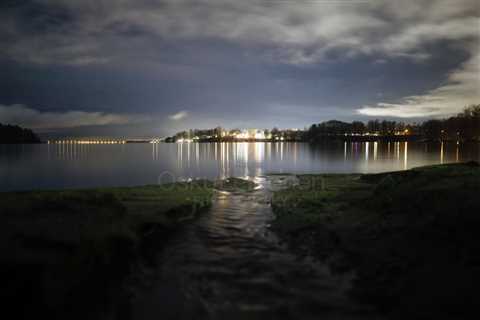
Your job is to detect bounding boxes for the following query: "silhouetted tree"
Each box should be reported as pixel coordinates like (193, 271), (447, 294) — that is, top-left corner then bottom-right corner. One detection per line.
(0, 123), (41, 144)
(351, 121), (365, 134)
(271, 127), (280, 139)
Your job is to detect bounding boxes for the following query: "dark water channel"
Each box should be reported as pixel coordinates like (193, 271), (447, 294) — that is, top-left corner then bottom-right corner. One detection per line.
(131, 176), (382, 320)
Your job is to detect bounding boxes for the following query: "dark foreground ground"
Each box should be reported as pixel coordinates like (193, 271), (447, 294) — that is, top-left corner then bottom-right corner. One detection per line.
(1, 164), (478, 319)
(0, 180), (222, 319)
(272, 162), (480, 319)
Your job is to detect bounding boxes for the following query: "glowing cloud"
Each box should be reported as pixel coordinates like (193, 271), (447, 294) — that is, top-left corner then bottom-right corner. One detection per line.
(358, 52), (480, 118)
(169, 110), (188, 121)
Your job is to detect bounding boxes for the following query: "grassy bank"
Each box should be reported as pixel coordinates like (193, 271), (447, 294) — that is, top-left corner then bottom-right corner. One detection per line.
(0, 181), (215, 319)
(271, 162), (480, 319)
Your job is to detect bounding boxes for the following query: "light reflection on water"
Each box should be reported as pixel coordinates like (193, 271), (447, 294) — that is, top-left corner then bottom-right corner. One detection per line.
(0, 141), (479, 191)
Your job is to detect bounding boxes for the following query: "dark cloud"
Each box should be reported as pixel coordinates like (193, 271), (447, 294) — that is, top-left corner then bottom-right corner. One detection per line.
(0, 104), (146, 129)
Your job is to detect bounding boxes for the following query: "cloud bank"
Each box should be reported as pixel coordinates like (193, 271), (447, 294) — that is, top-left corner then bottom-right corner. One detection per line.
(0, 0), (478, 120)
(0, 104), (144, 129)
(1, 0), (478, 66)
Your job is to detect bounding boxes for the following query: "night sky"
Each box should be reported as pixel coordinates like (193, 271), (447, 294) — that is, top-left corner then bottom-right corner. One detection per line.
(0, 0), (479, 137)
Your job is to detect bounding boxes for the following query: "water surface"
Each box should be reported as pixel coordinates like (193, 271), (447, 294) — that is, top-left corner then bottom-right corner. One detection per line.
(1, 141), (478, 191)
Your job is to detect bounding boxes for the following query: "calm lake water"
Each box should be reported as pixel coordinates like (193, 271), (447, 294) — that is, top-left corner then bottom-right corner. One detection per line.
(1, 141), (479, 191)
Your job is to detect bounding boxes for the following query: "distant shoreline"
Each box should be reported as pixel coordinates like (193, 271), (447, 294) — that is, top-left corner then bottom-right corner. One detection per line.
(2, 136), (479, 145)
(162, 136), (478, 143)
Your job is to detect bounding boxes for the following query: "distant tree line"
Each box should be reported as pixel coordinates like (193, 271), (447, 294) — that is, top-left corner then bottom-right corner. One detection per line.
(0, 123), (41, 144)
(305, 119), (413, 141)
(166, 105), (479, 143)
(305, 105), (479, 142)
(420, 105), (479, 141)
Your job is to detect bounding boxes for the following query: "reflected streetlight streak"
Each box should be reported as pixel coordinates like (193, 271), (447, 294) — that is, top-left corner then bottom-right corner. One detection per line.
(187, 141), (191, 168)
(267, 142), (271, 162)
(404, 142), (408, 170)
(196, 143), (200, 168)
(244, 143), (249, 177)
(177, 143), (183, 168)
(440, 142), (444, 164)
(255, 143), (260, 176)
(220, 142), (225, 179)
(226, 143), (230, 177)
(373, 142), (378, 161)
(152, 143), (159, 160)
